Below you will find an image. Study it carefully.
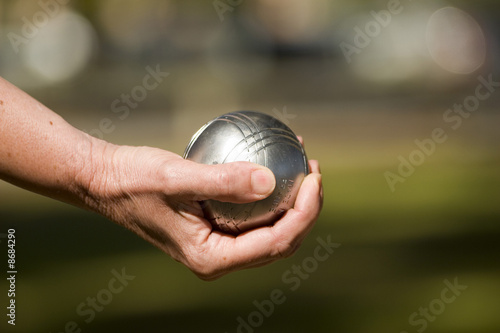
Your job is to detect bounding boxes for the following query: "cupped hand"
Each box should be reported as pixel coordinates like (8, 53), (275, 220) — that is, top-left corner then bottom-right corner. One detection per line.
(84, 140), (323, 280)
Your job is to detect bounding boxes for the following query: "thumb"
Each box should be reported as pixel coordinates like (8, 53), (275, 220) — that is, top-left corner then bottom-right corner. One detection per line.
(169, 160), (276, 203)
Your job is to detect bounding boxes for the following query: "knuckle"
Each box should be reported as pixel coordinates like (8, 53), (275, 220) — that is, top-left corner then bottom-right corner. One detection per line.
(214, 166), (232, 196)
(194, 269), (219, 281)
(277, 242), (298, 258)
(183, 247), (221, 281)
(190, 262), (219, 281)
(274, 234), (301, 259)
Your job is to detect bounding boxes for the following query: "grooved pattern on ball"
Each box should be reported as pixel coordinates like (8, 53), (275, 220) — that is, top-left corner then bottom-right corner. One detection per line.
(184, 111), (308, 235)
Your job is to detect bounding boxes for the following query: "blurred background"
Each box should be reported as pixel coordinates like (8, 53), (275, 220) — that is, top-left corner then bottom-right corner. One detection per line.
(1, 0), (499, 332)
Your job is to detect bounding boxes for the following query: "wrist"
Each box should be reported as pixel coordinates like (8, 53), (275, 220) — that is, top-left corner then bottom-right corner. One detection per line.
(70, 133), (116, 213)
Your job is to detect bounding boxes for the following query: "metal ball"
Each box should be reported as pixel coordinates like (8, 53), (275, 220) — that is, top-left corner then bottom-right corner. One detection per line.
(183, 111), (309, 235)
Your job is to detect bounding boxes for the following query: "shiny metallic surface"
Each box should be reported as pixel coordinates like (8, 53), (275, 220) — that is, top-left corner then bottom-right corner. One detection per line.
(184, 111), (309, 235)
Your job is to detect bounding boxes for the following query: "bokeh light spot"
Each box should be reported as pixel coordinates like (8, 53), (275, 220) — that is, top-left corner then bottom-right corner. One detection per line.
(426, 7), (486, 75)
(24, 9), (96, 83)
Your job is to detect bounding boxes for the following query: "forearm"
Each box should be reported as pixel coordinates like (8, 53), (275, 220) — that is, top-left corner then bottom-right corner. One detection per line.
(0, 77), (100, 208)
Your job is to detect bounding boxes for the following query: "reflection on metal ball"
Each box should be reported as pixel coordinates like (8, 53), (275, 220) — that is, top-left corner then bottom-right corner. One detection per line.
(184, 111), (309, 235)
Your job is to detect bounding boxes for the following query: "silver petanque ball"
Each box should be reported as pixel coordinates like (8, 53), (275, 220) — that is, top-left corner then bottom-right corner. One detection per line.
(183, 110), (309, 235)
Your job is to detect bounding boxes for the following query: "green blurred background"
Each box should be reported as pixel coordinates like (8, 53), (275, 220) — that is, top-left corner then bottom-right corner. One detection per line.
(1, 0), (499, 332)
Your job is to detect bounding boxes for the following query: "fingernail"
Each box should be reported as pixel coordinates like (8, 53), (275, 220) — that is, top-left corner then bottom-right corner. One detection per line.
(251, 169), (275, 196)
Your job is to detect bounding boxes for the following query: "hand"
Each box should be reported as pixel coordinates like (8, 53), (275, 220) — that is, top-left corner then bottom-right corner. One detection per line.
(0, 76), (322, 280)
(83, 139), (323, 280)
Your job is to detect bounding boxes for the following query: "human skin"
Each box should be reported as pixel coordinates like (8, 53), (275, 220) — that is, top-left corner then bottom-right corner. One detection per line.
(0, 76), (323, 280)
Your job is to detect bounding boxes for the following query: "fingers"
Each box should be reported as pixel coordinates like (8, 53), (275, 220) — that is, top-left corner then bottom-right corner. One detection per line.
(308, 160), (323, 206)
(167, 160), (276, 203)
(269, 162), (322, 252)
(188, 160), (323, 280)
